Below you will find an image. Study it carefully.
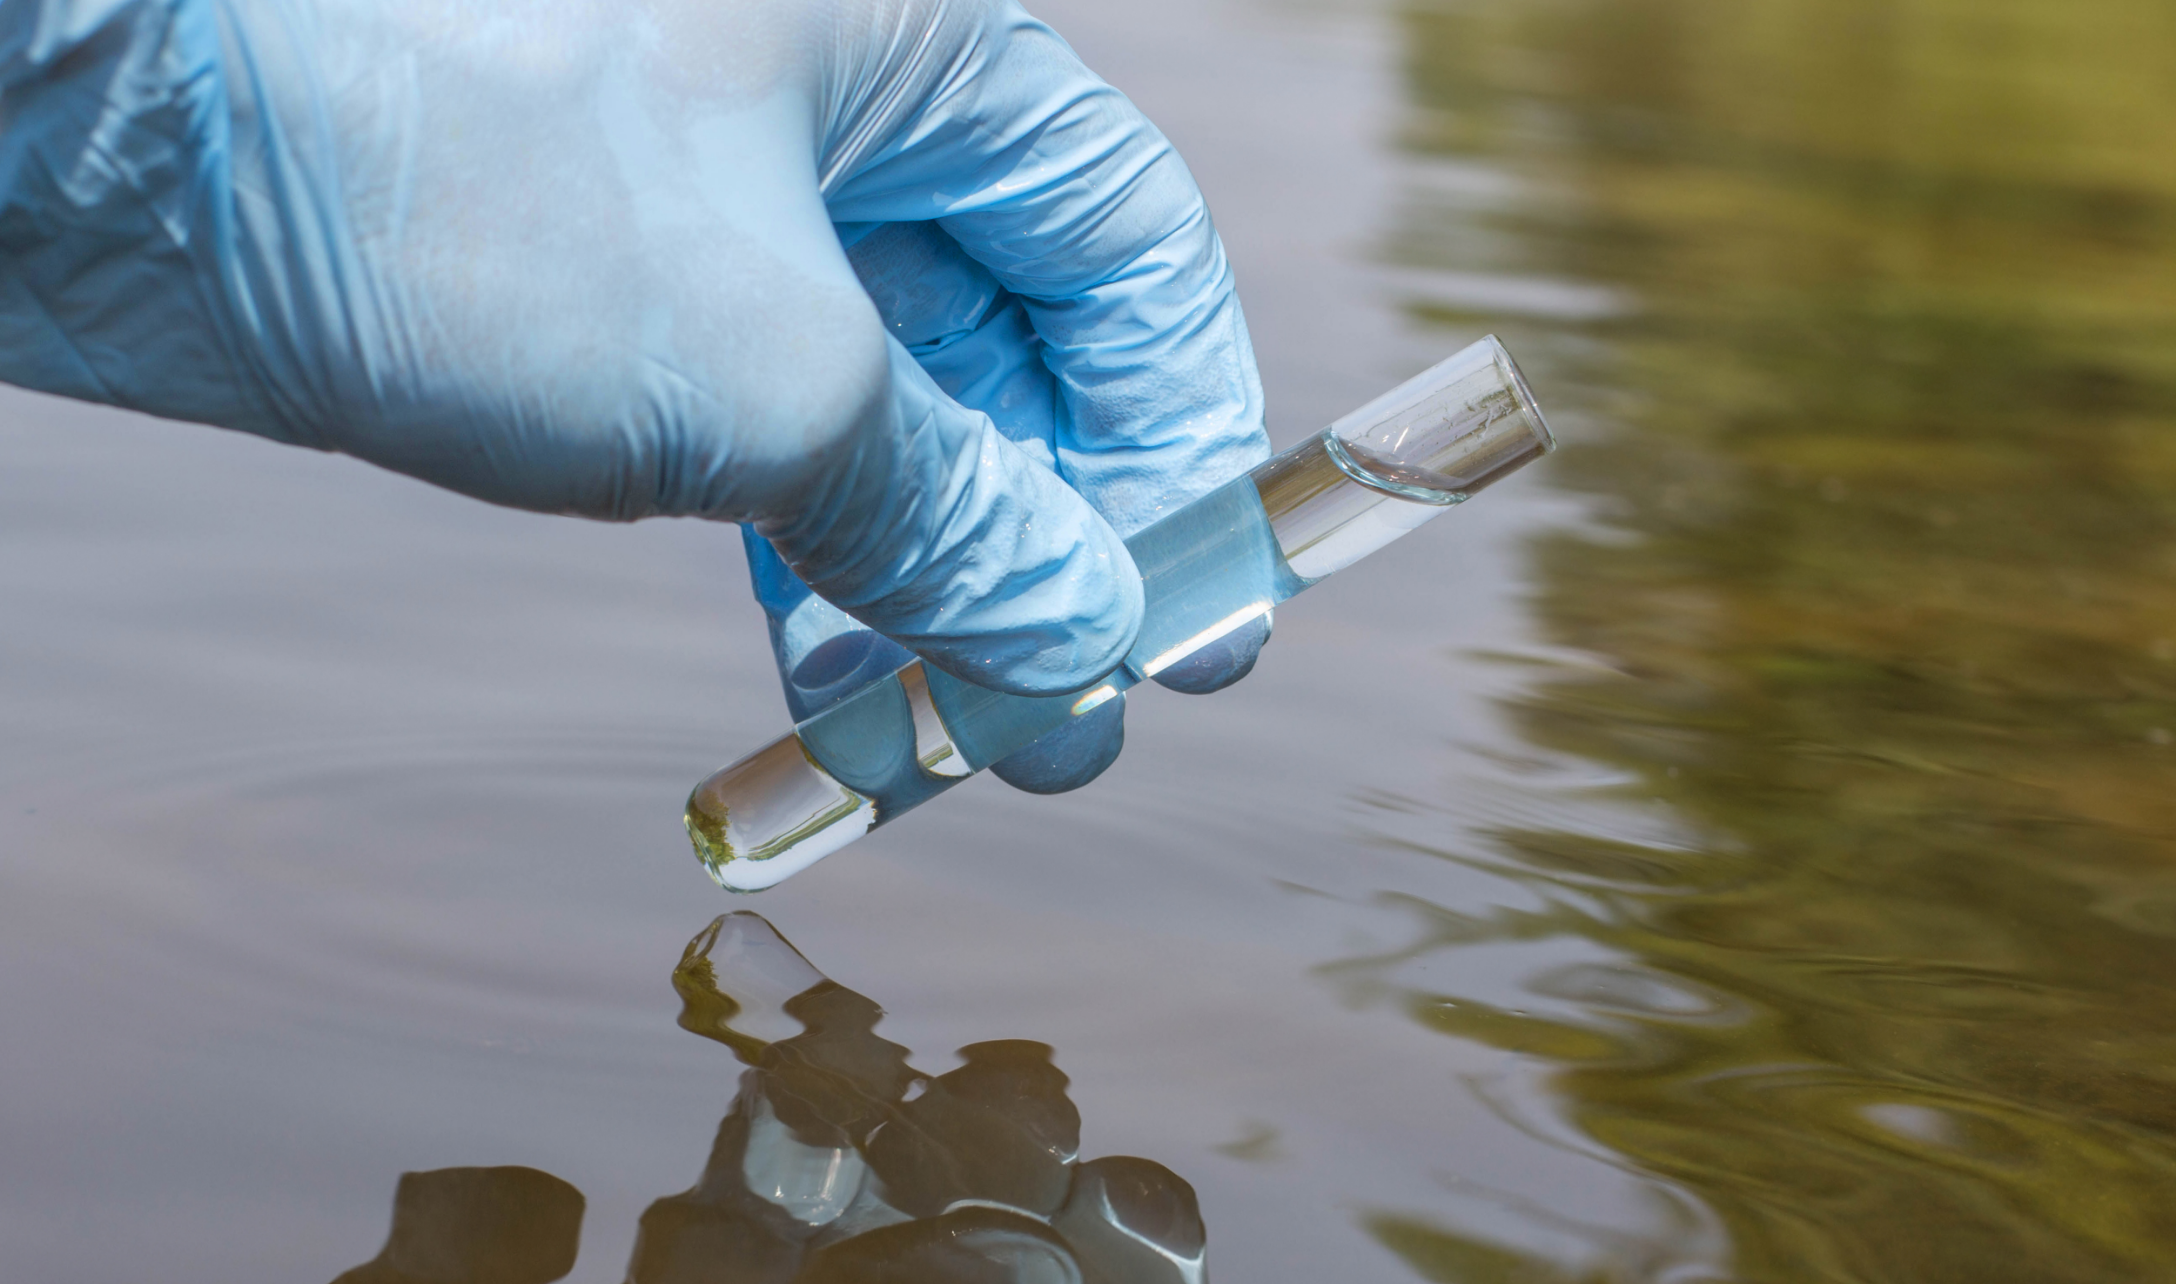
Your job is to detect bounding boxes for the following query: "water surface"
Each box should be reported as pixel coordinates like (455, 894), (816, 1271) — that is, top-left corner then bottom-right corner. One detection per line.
(3, 0), (2173, 1280)
(1359, 0), (2176, 1277)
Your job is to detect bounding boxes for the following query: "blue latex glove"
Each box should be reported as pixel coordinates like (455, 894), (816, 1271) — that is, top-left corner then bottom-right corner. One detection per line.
(0, 0), (1267, 721)
(749, 216), (1271, 792)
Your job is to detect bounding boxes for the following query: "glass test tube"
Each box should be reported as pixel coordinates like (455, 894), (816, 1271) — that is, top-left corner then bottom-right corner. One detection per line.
(687, 335), (1554, 891)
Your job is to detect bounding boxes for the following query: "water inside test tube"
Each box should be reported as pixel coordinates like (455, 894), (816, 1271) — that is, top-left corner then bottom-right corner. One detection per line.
(1256, 433), (1460, 582)
(686, 734), (873, 888)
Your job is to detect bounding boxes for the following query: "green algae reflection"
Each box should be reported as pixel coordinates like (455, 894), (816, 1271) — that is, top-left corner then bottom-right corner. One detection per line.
(1363, 0), (2176, 1278)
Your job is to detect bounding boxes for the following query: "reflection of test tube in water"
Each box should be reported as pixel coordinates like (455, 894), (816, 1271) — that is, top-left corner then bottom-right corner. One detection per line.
(688, 335), (1555, 891)
(633, 913), (1210, 1284)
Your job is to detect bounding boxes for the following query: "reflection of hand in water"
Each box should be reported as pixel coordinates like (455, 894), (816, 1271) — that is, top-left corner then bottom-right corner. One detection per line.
(330, 1167), (584, 1284)
(634, 912), (1206, 1284)
(331, 914), (1204, 1284)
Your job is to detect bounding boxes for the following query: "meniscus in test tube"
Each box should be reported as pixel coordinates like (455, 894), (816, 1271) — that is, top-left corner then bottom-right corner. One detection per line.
(686, 335), (1555, 891)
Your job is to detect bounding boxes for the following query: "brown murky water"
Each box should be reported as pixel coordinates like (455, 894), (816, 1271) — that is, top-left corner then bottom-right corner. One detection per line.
(2, 0), (2171, 1280)
(1358, 0), (2176, 1278)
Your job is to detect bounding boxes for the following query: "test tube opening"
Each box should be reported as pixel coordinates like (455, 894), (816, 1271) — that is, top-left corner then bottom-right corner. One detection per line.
(1326, 335), (1555, 501)
(1256, 335), (1554, 582)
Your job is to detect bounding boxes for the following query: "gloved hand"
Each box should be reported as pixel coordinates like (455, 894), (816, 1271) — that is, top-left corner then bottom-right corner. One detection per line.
(750, 217), (1271, 792)
(0, 0), (1267, 733)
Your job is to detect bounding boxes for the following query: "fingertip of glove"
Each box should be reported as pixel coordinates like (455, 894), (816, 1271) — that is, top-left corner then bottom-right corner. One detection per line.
(783, 629), (917, 722)
(1149, 614), (1272, 695)
(988, 693), (1126, 795)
